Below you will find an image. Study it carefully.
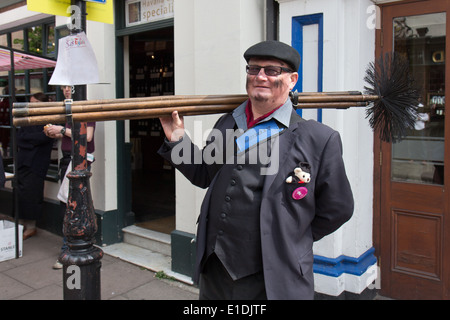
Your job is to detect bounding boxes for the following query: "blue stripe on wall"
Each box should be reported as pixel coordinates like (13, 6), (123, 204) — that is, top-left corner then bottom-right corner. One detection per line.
(313, 247), (377, 277)
(292, 13), (323, 122)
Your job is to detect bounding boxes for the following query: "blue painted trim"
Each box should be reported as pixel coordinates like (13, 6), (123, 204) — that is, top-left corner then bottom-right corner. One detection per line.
(313, 247), (377, 277)
(292, 13), (323, 122)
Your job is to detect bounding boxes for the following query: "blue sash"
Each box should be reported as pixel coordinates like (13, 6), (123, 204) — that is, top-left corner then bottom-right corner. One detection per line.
(235, 119), (284, 153)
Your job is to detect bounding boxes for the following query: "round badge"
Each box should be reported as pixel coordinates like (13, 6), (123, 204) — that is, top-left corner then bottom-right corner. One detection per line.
(292, 187), (308, 200)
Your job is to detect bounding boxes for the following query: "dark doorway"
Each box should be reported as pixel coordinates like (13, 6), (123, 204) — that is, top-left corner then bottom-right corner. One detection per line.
(128, 27), (175, 234)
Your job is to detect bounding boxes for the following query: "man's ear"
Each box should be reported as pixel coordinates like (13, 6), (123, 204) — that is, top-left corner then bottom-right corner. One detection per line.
(289, 72), (299, 90)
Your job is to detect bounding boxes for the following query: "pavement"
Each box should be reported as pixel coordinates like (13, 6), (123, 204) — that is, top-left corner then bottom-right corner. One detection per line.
(0, 227), (199, 300)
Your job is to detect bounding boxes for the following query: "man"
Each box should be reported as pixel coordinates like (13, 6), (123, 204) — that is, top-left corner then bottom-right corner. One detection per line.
(158, 40), (354, 299)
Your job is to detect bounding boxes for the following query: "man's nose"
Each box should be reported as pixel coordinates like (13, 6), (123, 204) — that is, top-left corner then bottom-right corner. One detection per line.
(255, 68), (269, 79)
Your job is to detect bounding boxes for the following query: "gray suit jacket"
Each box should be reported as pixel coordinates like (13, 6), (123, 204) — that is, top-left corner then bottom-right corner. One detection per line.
(158, 105), (354, 300)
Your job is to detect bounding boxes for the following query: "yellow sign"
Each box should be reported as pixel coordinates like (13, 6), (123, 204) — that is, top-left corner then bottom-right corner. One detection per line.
(27, 0), (114, 25)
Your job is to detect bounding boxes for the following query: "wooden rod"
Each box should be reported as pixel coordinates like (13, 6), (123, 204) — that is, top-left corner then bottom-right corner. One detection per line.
(298, 101), (369, 109)
(13, 101), (371, 127)
(297, 91), (363, 96)
(13, 91), (365, 109)
(13, 104), (240, 126)
(13, 97), (245, 117)
(13, 94), (249, 109)
(13, 94), (379, 117)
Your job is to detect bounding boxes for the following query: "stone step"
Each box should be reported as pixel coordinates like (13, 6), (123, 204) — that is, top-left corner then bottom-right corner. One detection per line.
(102, 225), (194, 285)
(122, 225), (171, 256)
(102, 241), (193, 286)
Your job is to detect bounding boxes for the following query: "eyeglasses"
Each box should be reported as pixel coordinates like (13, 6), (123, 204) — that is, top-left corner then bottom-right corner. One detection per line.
(246, 65), (293, 77)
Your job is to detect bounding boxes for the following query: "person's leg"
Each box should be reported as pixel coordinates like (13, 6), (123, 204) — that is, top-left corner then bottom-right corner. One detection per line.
(199, 254), (267, 300)
(18, 167), (44, 239)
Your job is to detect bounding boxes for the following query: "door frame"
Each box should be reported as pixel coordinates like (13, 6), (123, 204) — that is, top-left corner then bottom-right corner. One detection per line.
(374, 0), (450, 299)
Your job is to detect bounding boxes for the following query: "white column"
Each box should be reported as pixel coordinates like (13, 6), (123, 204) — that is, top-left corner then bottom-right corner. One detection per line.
(278, 0), (378, 296)
(174, 0), (265, 234)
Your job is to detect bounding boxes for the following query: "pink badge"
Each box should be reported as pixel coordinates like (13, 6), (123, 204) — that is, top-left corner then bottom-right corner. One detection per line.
(292, 187), (308, 200)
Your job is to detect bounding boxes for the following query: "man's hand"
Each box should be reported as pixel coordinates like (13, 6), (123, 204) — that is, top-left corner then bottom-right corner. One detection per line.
(44, 124), (64, 139)
(159, 111), (185, 142)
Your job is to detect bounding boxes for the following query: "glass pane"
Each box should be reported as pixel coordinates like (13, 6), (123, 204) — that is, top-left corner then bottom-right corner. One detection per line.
(27, 26), (43, 55)
(0, 34), (7, 47)
(11, 30), (23, 51)
(392, 13), (445, 185)
(30, 71), (44, 94)
(46, 24), (56, 57)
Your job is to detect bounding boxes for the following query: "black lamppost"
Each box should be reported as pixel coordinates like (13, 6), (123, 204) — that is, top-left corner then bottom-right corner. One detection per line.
(60, 0), (103, 300)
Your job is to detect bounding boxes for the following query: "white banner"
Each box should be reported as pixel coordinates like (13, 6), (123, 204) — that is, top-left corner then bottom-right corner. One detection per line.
(49, 32), (99, 86)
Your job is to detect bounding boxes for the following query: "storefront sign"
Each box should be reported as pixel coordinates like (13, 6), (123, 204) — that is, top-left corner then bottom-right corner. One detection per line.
(27, 0), (114, 24)
(125, 0), (174, 27)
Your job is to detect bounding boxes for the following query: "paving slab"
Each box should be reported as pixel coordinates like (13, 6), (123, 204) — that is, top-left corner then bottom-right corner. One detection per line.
(0, 227), (199, 300)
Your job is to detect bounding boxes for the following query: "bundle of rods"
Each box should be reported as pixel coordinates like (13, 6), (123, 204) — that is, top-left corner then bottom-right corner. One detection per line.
(12, 52), (421, 142)
(12, 91), (377, 127)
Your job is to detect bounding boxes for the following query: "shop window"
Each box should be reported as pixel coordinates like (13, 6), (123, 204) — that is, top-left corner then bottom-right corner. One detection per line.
(0, 19), (58, 180)
(10, 30), (22, 51)
(46, 25), (56, 58)
(26, 26), (44, 55)
(0, 34), (7, 47)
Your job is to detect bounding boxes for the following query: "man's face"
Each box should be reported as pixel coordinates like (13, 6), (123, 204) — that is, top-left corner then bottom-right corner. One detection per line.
(246, 58), (298, 106)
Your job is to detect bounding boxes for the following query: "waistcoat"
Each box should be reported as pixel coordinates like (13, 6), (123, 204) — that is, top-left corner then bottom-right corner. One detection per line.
(205, 121), (281, 280)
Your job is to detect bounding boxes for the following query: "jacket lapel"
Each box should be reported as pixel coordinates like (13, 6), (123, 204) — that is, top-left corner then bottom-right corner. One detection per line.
(262, 111), (305, 194)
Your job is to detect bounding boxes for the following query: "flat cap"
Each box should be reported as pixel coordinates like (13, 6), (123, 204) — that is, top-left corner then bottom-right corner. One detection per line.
(244, 40), (301, 72)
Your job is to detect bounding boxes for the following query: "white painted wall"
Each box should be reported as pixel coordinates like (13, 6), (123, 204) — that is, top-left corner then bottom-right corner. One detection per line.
(0, 6), (51, 31)
(85, 20), (117, 212)
(174, 0), (265, 234)
(277, 0), (376, 295)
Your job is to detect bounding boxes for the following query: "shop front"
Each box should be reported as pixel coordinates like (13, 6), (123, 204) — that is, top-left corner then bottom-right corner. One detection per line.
(2, 0), (380, 297)
(9, 0), (450, 299)
(374, 0), (450, 300)
(0, 10), (61, 229)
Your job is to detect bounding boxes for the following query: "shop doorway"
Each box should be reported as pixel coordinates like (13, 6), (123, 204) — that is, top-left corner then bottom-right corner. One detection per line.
(128, 27), (175, 234)
(375, 1), (450, 299)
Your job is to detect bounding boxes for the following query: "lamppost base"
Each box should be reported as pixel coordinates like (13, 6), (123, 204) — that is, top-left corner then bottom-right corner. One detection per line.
(61, 244), (103, 300)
